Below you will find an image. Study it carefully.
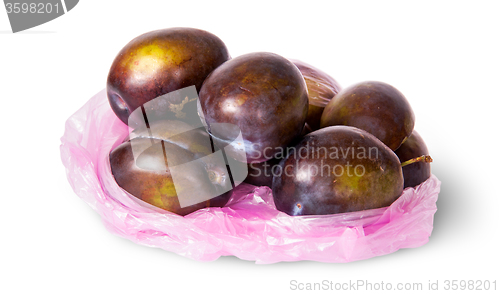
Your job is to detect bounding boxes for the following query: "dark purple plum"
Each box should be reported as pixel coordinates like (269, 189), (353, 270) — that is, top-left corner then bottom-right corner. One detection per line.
(320, 81), (415, 151)
(395, 131), (431, 188)
(107, 27), (230, 126)
(291, 59), (342, 132)
(198, 52), (309, 163)
(272, 126), (404, 216)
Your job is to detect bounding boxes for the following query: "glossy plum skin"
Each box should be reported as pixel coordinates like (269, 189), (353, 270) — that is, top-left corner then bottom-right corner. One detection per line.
(109, 120), (232, 216)
(291, 60), (342, 132)
(198, 52), (309, 163)
(107, 27), (230, 126)
(395, 131), (431, 188)
(244, 157), (281, 188)
(272, 126), (404, 216)
(320, 81), (415, 151)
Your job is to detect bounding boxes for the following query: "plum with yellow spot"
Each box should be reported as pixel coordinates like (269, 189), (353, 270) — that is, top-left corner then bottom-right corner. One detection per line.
(107, 27), (230, 126)
(272, 126), (404, 216)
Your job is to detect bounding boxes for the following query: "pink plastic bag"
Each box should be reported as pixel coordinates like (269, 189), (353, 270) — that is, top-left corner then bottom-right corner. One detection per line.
(60, 89), (441, 264)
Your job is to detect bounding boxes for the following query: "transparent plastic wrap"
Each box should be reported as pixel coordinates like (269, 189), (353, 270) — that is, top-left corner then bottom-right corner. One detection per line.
(60, 89), (441, 264)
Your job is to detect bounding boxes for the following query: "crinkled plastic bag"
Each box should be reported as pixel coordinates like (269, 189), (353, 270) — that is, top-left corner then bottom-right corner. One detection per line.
(60, 89), (440, 264)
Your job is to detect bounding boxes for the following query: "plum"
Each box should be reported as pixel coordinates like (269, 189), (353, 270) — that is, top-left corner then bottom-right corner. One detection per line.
(320, 81), (415, 150)
(395, 131), (431, 188)
(107, 27), (230, 126)
(272, 126), (404, 216)
(198, 52), (309, 163)
(109, 120), (233, 216)
(291, 59), (342, 132)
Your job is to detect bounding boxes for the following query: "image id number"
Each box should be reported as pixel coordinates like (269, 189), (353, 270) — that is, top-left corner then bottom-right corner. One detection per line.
(444, 280), (497, 291)
(5, 2), (60, 14)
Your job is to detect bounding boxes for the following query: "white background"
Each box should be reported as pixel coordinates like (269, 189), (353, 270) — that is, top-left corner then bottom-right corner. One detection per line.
(1, 1), (499, 293)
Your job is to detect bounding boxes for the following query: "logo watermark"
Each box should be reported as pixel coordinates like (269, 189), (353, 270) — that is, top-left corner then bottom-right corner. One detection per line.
(248, 142), (380, 178)
(289, 279), (498, 291)
(290, 279), (424, 291)
(3, 0), (78, 33)
(128, 86), (248, 208)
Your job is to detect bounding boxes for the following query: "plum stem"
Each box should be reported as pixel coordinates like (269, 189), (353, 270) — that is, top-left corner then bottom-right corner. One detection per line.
(401, 155), (433, 167)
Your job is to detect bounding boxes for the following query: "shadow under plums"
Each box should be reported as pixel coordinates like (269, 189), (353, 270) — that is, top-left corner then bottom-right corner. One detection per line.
(429, 162), (470, 242)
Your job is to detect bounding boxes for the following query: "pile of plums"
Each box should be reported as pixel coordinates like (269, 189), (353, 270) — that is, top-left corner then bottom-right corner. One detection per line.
(107, 27), (432, 216)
